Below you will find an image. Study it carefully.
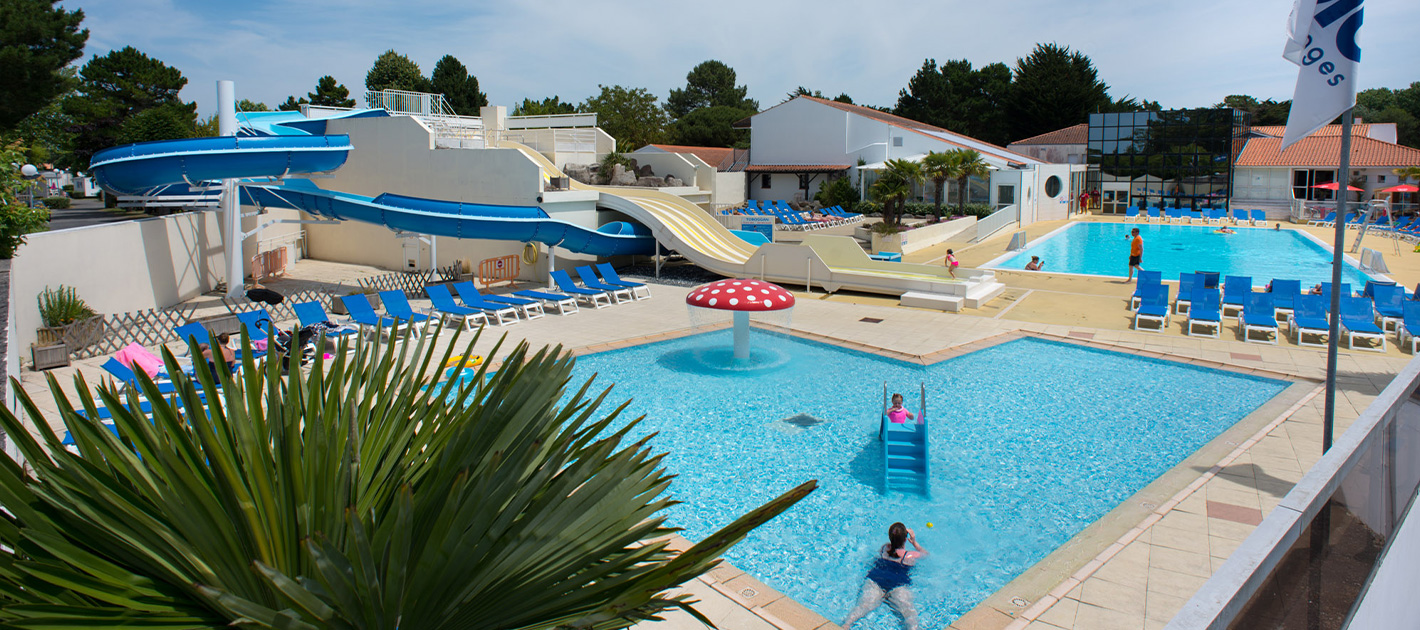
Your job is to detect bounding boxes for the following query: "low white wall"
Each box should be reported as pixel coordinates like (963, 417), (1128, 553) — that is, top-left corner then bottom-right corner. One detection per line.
(713, 171), (746, 208)
(11, 212), (226, 352)
(626, 152), (700, 187)
(870, 217), (976, 254)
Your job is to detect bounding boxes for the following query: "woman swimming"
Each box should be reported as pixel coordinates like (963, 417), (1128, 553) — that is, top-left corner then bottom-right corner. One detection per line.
(843, 522), (927, 630)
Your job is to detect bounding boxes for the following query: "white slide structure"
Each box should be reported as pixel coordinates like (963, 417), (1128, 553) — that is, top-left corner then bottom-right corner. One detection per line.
(501, 141), (1005, 310)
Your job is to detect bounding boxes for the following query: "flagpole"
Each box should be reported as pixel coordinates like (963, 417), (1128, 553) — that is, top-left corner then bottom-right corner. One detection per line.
(1322, 108), (1354, 453)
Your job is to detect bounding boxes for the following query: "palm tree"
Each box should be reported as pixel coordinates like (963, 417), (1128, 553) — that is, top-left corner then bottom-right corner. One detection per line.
(946, 149), (992, 216)
(0, 325), (815, 628)
(921, 151), (954, 218)
(871, 158), (924, 226)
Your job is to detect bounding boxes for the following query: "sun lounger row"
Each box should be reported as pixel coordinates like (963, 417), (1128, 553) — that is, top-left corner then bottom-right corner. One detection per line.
(1127, 207), (1268, 225)
(1131, 272), (1404, 351)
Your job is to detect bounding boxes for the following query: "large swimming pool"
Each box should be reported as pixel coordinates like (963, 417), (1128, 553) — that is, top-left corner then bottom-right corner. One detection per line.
(987, 222), (1374, 288)
(550, 330), (1289, 629)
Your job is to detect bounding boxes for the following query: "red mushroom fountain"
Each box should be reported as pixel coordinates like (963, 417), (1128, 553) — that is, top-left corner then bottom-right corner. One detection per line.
(686, 279), (796, 360)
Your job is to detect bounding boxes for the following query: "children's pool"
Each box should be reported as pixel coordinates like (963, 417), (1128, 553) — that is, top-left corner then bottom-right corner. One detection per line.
(544, 330), (1289, 629)
(987, 222), (1374, 288)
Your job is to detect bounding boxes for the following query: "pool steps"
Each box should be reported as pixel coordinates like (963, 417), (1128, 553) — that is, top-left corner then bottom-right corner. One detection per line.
(881, 413), (931, 497)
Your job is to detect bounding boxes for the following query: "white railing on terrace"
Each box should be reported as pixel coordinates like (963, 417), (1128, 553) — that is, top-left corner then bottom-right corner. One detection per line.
(971, 204), (1018, 242)
(364, 89), (456, 117)
(507, 112), (598, 129)
(1168, 357), (1420, 629)
(503, 128), (598, 155)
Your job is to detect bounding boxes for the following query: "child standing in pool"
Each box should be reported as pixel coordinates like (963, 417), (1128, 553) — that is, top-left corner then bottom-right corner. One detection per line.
(887, 393), (916, 424)
(944, 249), (959, 279)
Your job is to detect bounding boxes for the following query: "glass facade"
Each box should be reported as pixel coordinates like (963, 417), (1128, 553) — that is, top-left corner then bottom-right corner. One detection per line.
(1087, 109), (1250, 214)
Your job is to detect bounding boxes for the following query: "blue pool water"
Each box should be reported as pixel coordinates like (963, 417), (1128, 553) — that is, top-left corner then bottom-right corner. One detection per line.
(990, 222), (1373, 288)
(531, 330), (1289, 629)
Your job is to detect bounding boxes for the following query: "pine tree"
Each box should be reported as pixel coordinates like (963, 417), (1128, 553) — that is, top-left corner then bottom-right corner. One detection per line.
(0, 0), (89, 130)
(308, 75), (354, 108)
(429, 55), (487, 115)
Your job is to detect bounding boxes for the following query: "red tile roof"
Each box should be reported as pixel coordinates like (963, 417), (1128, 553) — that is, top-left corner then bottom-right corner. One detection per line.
(740, 96), (1038, 166)
(643, 144), (737, 169)
(743, 164), (851, 172)
(1236, 135), (1420, 168)
(1248, 123), (1374, 138)
(1009, 123), (1089, 146)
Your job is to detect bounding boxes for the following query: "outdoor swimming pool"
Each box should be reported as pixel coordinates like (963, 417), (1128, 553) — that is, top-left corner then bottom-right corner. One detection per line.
(555, 330), (1290, 629)
(988, 222), (1374, 288)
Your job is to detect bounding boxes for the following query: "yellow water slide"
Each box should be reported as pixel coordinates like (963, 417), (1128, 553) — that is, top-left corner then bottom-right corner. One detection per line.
(499, 140), (1004, 306)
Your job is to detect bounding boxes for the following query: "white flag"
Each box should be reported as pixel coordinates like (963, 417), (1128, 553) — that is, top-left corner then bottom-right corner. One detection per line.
(1281, 0), (1363, 150)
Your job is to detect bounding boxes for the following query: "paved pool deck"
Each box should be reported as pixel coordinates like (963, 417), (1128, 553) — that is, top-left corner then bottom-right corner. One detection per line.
(16, 214), (1418, 630)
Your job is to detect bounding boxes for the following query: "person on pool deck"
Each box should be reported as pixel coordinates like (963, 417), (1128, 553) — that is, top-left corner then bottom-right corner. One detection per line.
(944, 249), (959, 279)
(1126, 228), (1144, 282)
(197, 333), (235, 381)
(1025, 256), (1045, 271)
(843, 522), (927, 630)
(887, 393), (916, 424)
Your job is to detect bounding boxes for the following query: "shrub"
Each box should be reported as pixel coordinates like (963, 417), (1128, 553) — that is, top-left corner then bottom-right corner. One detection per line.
(856, 201), (882, 216)
(598, 152), (635, 184)
(870, 221), (904, 235)
(38, 285), (97, 328)
(41, 196), (70, 209)
(814, 175), (860, 211)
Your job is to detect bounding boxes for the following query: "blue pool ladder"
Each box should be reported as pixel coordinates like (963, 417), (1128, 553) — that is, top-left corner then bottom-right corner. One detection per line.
(879, 383), (930, 497)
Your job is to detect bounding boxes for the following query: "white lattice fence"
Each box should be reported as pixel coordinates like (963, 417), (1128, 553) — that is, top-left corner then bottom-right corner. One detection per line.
(355, 268), (458, 298)
(222, 289), (338, 327)
(72, 305), (197, 360)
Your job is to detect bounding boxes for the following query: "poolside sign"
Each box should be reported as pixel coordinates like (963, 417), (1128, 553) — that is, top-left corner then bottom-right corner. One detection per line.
(1281, 0), (1363, 149)
(741, 216), (775, 242)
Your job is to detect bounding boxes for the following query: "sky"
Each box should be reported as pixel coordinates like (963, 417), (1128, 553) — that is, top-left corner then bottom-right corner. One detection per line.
(72, 0), (1418, 130)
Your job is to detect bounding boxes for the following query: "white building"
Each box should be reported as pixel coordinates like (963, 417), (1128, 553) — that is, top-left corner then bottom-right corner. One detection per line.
(1231, 123), (1420, 213)
(734, 96), (1083, 222)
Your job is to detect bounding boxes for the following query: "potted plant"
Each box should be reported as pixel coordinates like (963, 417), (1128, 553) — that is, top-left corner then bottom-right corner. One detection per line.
(36, 285), (104, 351)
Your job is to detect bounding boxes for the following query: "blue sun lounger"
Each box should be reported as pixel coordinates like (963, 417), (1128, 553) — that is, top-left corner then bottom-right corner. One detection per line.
(579, 265), (645, 301)
(174, 321), (263, 359)
(339, 293), (405, 334)
(596, 263), (651, 300)
(1270, 279), (1301, 322)
(511, 287), (579, 315)
(235, 309), (274, 341)
(1134, 284), (1170, 331)
(1221, 275), (1252, 320)
(1400, 301), (1420, 354)
(1372, 284), (1405, 333)
(377, 291), (433, 327)
(1130, 270), (1162, 310)
(1290, 294), (1330, 347)
(1125, 207), (1139, 220)
(1250, 210), (1266, 225)
(551, 269), (614, 308)
(1340, 296), (1386, 352)
(445, 282), (525, 324)
(292, 301), (359, 339)
(423, 284), (494, 328)
(1174, 272), (1203, 315)
(1187, 289), (1222, 338)
(101, 357), (177, 395)
(1242, 292), (1279, 344)
(573, 267), (633, 303)
(1232, 208), (1248, 224)
(450, 281), (544, 320)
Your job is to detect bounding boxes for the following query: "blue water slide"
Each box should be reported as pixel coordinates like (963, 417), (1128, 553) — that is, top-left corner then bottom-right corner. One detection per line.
(88, 132), (654, 256)
(248, 180), (653, 256)
(89, 135), (354, 195)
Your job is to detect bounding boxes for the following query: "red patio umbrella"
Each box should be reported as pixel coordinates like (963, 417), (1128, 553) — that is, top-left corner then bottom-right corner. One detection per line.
(1379, 184), (1418, 193)
(1310, 181), (1363, 192)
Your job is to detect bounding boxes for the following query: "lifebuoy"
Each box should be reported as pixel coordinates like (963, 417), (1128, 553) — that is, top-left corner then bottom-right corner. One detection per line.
(522, 242), (539, 264)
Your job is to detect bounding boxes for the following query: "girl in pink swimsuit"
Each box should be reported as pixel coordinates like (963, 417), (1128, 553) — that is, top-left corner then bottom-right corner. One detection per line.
(887, 393), (916, 424)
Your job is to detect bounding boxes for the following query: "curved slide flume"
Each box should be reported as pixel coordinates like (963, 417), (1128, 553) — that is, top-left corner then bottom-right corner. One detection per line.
(88, 135), (655, 256)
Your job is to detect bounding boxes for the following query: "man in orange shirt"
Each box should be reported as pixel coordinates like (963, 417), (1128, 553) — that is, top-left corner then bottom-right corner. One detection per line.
(1127, 228), (1143, 282)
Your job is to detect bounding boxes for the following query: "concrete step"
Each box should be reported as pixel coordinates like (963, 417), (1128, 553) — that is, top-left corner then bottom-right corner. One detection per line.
(964, 281), (1006, 309)
(900, 291), (964, 312)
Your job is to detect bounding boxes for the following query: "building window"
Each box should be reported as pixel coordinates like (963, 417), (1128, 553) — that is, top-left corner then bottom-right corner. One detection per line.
(1292, 169), (1336, 200)
(1378, 174), (1386, 183)
(761, 174), (771, 189)
(892, 136), (903, 147)
(1044, 176), (1062, 198)
(998, 185), (1016, 205)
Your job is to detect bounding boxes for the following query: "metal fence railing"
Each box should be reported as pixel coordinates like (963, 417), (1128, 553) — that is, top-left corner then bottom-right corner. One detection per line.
(1167, 356), (1420, 629)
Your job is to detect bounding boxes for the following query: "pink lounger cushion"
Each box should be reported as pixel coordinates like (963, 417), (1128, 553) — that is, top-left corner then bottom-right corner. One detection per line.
(114, 343), (164, 378)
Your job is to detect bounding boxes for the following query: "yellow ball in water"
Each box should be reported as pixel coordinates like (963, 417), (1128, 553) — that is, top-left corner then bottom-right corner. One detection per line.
(926, 522), (934, 528)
